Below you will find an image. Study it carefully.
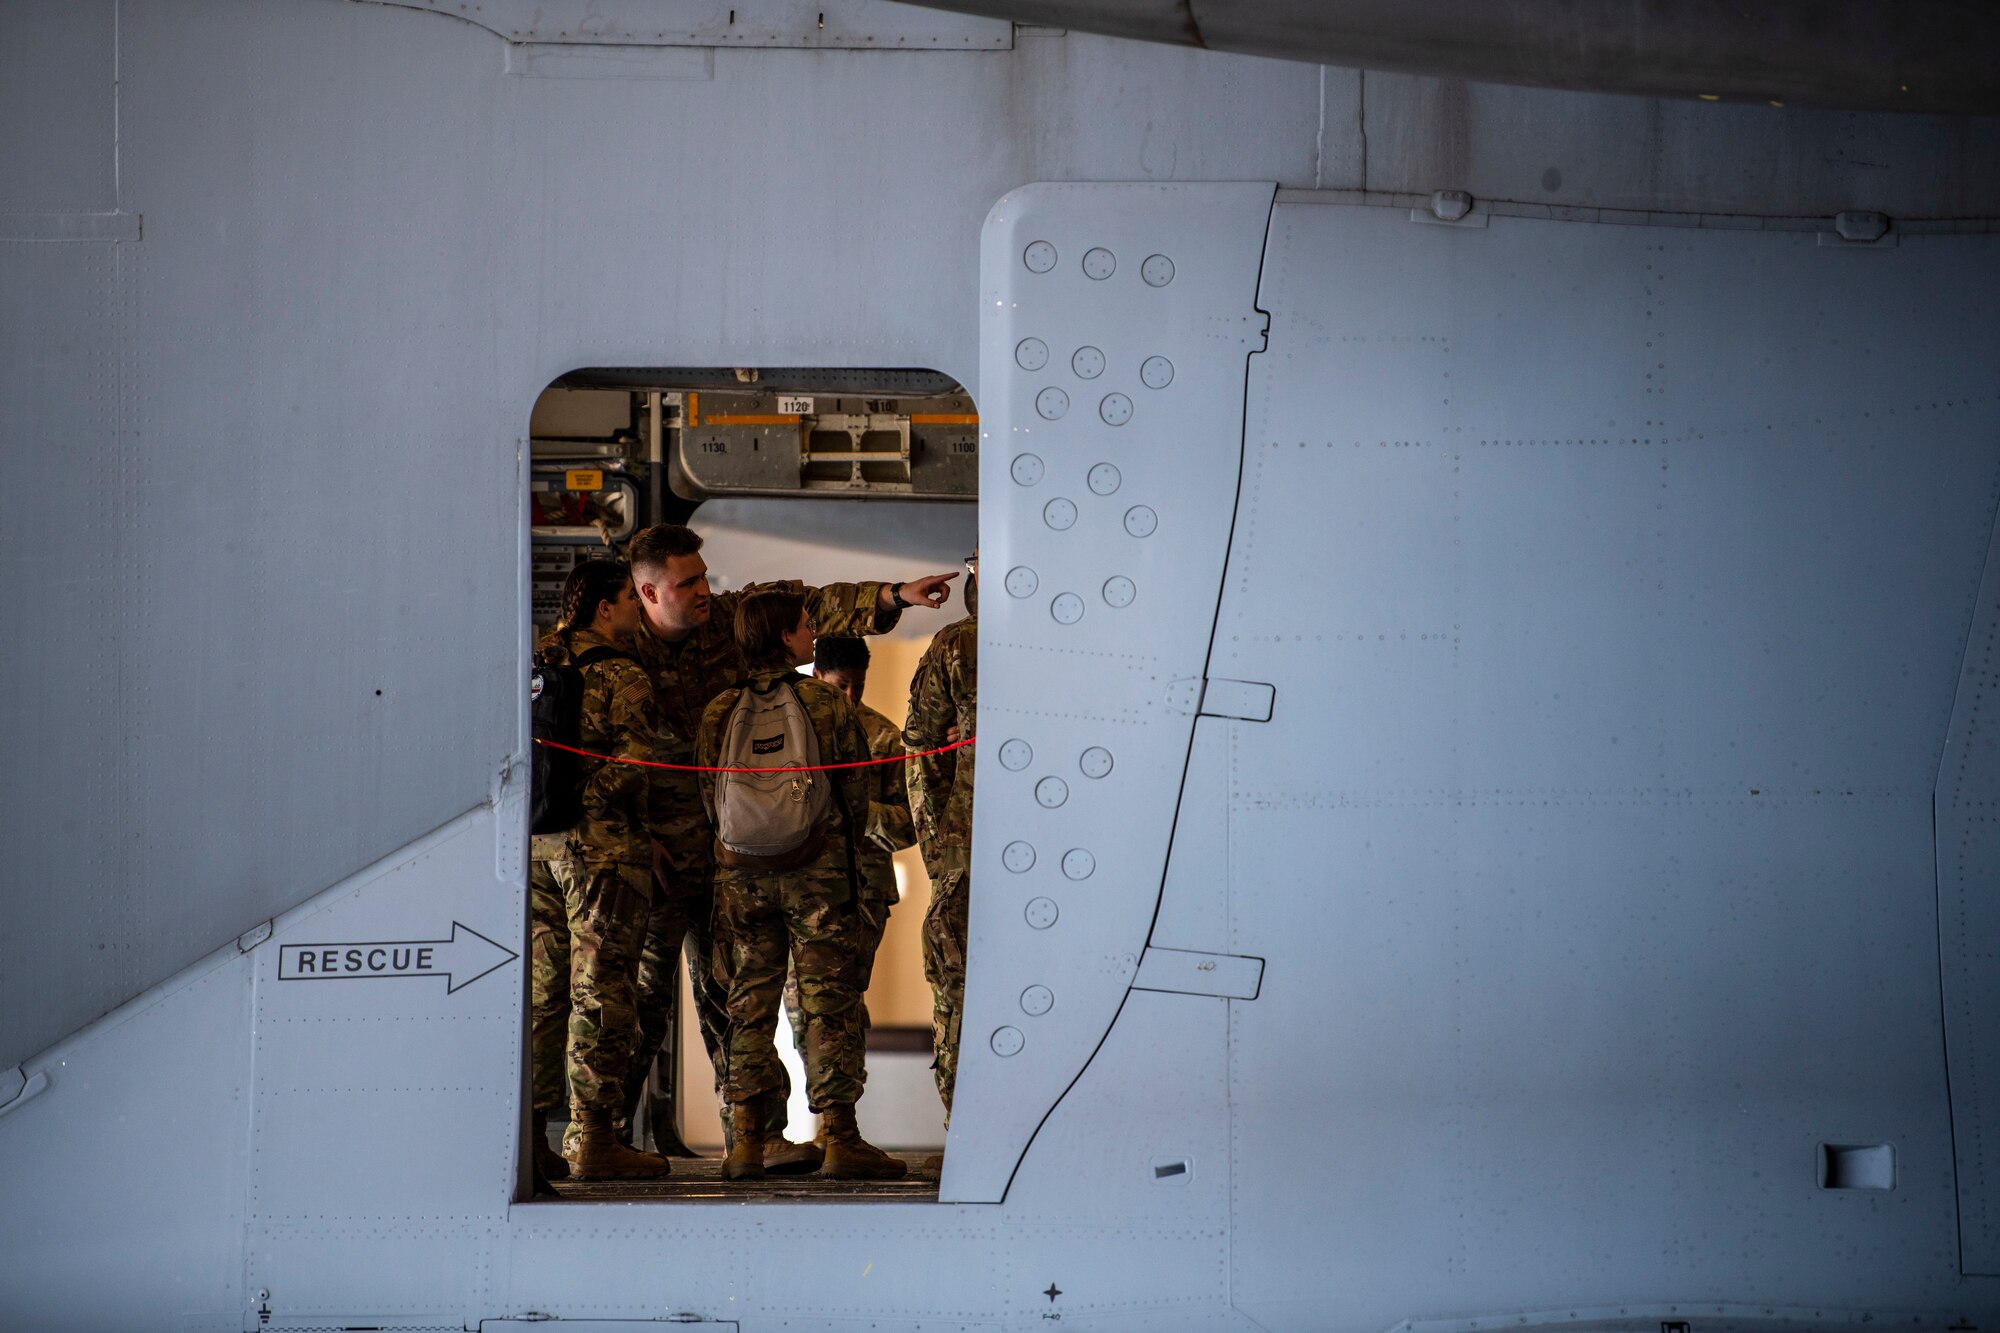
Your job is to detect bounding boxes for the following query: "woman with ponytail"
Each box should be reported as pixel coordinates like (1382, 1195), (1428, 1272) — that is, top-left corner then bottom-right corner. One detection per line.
(529, 560), (673, 1182)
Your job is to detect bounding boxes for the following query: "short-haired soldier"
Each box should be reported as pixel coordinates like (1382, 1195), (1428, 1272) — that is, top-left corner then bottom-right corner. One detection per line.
(905, 553), (978, 1124)
(697, 592), (907, 1180)
(619, 524), (956, 1158)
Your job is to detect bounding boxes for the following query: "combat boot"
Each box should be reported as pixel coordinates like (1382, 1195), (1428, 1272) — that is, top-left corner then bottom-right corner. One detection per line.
(820, 1104), (907, 1180)
(722, 1102), (766, 1180)
(567, 1108), (669, 1181)
(532, 1110), (570, 1182)
(761, 1095), (822, 1175)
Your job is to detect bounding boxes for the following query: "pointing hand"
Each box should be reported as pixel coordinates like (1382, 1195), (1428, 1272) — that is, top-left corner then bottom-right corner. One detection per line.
(900, 571), (959, 610)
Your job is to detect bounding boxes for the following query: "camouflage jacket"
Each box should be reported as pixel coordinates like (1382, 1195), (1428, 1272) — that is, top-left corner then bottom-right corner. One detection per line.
(546, 626), (661, 866)
(695, 667), (875, 884)
(632, 580), (895, 878)
(904, 615), (976, 880)
(855, 701), (916, 858)
(853, 700), (915, 907)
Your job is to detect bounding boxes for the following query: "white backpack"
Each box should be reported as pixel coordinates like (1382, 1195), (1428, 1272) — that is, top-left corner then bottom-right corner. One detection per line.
(714, 677), (833, 861)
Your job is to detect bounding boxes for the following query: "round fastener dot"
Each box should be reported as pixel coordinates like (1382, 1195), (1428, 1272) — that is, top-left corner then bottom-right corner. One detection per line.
(1010, 453), (1045, 486)
(1062, 848), (1096, 880)
(1082, 247), (1116, 280)
(1024, 896), (1060, 929)
(1020, 985), (1055, 1017)
(991, 1026), (1025, 1057)
(1099, 393), (1133, 427)
(1002, 840), (1037, 872)
(1051, 592), (1085, 624)
(1071, 346), (1105, 379)
(1142, 254), (1175, 287)
(1015, 337), (1050, 371)
(1036, 387), (1070, 421)
(1124, 505), (1158, 538)
(1005, 566), (1040, 599)
(999, 738), (1034, 771)
(1141, 356), (1175, 389)
(1044, 497), (1077, 531)
(1024, 241), (1058, 274)
(1079, 746), (1114, 779)
(1035, 776), (1070, 808)
(1088, 462), (1121, 495)
(1103, 575), (1136, 608)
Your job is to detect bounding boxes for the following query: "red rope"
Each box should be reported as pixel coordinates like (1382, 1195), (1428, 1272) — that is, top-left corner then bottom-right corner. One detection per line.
(533, 735), (974, 775)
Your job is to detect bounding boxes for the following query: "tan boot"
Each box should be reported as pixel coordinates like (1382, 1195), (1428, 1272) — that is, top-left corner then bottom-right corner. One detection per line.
(532, 1111), (570, 1182)
(722, 1102), (766, 1181)
(761, 1095), (822, 1175)
(820, 1104), (907, 1180)
(567, 1108), (669, 1181)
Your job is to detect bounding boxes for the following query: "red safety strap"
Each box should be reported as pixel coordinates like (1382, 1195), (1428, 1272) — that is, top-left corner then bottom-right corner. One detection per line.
(533, 735), (974, 775)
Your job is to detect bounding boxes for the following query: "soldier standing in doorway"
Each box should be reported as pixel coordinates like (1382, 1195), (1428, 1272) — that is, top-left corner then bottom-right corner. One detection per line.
(905, 552), (977, 1126)
(698, 592), (909, 1180)
(618, 523), (956, 1161)
(779, 635), (918, 1147)
(545, 559), (674, 1180)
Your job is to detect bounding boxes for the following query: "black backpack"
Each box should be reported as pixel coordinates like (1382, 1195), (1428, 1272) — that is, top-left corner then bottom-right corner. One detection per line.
(530, 644), (637, 835)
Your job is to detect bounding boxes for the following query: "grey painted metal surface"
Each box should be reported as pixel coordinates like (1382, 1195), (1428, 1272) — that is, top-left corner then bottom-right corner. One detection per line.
(365, 0), (1012, 49)
(1210, 196), (2000, 1325)
(1937, 514), (2000, 1274)
(948, 179), (1272, 1202)
(913, 0), (2000, 114)
(4, 0), (2000, 1327)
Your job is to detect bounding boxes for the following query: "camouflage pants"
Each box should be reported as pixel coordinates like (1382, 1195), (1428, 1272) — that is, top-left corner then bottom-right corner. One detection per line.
(553, 859), (652, 1115)
(528, 859), (572, 1114)
(621, 865), (732, 1126)
(716, 862), (866, 1111)
(783, 895), (889, 1066)
(922, 870), (969, 1117)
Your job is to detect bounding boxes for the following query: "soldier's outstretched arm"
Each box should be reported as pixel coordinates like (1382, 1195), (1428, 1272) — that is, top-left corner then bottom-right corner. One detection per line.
(764, 572), (961, 640)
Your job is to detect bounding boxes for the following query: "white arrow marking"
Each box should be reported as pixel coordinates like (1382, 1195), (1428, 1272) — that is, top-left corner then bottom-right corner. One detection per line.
(277, 922), (519, 994)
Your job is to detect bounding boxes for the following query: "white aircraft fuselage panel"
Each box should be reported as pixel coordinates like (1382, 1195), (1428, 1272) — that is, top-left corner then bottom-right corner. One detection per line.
(5, 2), (2000, 1329)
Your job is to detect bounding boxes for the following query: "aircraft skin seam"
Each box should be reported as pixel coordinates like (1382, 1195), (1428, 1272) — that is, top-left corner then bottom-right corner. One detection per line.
(991, 183), (1280, 1211)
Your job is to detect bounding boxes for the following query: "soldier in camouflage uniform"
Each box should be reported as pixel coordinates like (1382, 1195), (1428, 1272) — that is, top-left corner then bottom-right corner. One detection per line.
(782, 636), (915, 1062)
(905, 555), (977, 1122)
(697, 592), (909, 1181)
(527, 823), (573, 1182)
(620, 524), (957, 1164)
(545, 560), (672, 1181)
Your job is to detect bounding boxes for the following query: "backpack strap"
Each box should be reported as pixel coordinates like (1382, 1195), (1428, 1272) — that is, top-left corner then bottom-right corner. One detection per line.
(799, 678), (866, 914)
(571, 646), (636, 671)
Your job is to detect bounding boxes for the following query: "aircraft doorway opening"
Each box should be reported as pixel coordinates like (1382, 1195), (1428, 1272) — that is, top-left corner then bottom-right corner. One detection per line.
(525, 368), (977, 1202)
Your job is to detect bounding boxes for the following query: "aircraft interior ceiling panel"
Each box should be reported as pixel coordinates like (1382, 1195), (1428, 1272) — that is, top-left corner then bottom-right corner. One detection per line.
(691, 498), (980, 643)
(949, 180), (1273, 1203)
(1202, 200), (2000, 1324)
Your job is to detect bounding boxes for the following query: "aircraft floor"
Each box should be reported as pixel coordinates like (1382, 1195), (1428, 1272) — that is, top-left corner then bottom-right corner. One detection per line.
(538, 1150), (940, 1203)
